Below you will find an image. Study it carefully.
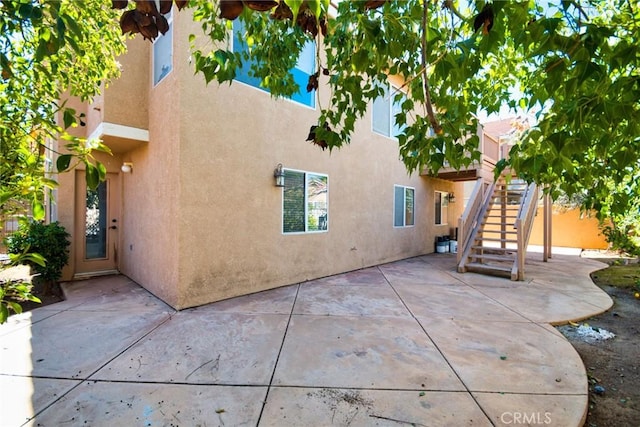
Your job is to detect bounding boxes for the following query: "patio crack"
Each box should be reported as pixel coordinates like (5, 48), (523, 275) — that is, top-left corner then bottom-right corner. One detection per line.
(255, 283), (301, 425)
(377, 265), (496, 426)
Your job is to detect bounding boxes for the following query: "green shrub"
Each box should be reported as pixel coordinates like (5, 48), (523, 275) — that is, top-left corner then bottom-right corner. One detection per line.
(601, 217), (640, 257)
(5, 220), (71, 287)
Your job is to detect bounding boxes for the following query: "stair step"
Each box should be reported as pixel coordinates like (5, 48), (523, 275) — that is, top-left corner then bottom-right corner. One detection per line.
(471, 246), (514, 252)
(468, 253), (515, 262)
(481, 229), (518, 234)
(465, 262), (513, 276)
(482, 221), (515, 226)
(475, 237), (518, 243)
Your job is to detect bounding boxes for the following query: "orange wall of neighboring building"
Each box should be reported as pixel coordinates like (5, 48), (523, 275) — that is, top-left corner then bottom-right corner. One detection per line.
(528, 207), (608, 249)
(482, 207), (607, 249)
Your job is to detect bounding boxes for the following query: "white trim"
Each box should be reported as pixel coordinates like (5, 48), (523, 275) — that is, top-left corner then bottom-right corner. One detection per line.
(88, 122), (149, 143)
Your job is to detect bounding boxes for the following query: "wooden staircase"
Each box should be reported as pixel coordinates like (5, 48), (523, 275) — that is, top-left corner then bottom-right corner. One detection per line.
(457, 175), (539, 280)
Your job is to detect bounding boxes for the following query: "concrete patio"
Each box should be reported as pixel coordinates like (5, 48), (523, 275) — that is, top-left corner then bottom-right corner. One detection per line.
(0, 251), (612, 426)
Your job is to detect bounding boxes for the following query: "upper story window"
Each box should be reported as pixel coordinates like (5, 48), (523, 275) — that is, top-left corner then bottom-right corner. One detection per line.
(232, 20), (316, 108)
(373, 83), (406, 138)
(394, 185), (415, 227)
(435, 191), (449, 225)
(283, 169), (328, 233)
(153, 11), (173, 86)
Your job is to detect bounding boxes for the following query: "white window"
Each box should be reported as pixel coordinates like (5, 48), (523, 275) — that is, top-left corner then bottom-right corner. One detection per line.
(283, 169), (328, 233)
(394, 185), (415, 227)
(435, 191), (449, 225)
(153, 11), (173, 86)
(373, 83), (406, 138)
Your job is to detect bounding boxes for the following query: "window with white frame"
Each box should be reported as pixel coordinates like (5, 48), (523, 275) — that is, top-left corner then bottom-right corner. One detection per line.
(153, 10), (173, 86)
(373, 83), (406, 138)
(232, 20), (316, 108)
(283, 169), (328, 233)
(435, 191), (449, 225)
(394, 185), (415, 227)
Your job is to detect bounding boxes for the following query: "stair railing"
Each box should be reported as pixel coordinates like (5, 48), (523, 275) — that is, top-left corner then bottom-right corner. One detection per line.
(457, 178), (496, 271)
(457, 178), (483, 264)
(512, 182), (539, 280)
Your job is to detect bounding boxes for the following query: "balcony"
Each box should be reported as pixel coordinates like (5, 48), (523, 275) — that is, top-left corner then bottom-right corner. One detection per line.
(423, 119), (519, 182)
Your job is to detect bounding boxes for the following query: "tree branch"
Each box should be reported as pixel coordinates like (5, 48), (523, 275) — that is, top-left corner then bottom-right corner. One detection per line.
(421, 0), (442, 134)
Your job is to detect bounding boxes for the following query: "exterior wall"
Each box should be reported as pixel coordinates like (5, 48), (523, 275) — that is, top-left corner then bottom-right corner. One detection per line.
(103, 37), (150, 131)
(57, 12), (463, 310)
(528, 207), (607, 249)
(115, 28), (180, 306)
(483, 205), (608, 250)
(165, 15), (462, 308)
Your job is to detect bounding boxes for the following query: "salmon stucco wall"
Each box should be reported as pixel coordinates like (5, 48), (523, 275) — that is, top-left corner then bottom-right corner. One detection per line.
(161, 15), (463, 309)
(115, 35), (181, 307)
(57, 12), (463, 310)
(103, 37), (149, 131)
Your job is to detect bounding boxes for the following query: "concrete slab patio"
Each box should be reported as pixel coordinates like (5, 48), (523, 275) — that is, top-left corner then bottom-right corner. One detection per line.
(0, 252), (612, 426)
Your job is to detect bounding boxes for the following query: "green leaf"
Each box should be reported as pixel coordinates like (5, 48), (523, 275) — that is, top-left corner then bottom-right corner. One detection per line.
(62, 108), (76, 129)
(28, 295), (42, 304)
(56, 154), (72, 172)
(284, 0), (305, 23)
(24, 253), (46, 267)
(351, 50), (369, 72)
(8, 302), (22, 315)
(32, 201), (45, 221)
(96, 161), (107, 181)
(85, 163), (99, 190)
(0, 305), (8, 324)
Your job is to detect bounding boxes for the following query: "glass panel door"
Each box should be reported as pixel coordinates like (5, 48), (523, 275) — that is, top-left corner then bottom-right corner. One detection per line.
(74, 171), (120, 276)
(85, 180), (107, 259)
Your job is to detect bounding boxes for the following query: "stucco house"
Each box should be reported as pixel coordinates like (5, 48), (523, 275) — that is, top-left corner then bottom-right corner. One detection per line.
(53, 12), (465, 310)
(49, 9), (606, 309)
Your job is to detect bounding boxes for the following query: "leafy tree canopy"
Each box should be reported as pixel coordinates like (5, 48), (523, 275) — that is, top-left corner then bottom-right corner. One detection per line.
(1, 0), (126, 222)
(179, 0), (639, 221)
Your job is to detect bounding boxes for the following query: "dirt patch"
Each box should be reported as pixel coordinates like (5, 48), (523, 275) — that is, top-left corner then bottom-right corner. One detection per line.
(2, 264), (64, 316)
(558, 255), (640, 427)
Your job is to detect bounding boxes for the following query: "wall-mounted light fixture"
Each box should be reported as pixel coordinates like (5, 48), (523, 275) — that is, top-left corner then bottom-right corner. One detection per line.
(121, 162), (133, 173)
(447, 192), (456, 203)
(274, 163), (285, 187)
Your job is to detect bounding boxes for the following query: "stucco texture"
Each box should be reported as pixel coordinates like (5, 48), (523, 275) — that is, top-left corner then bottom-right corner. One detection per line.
(57, 12), (463, 310)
